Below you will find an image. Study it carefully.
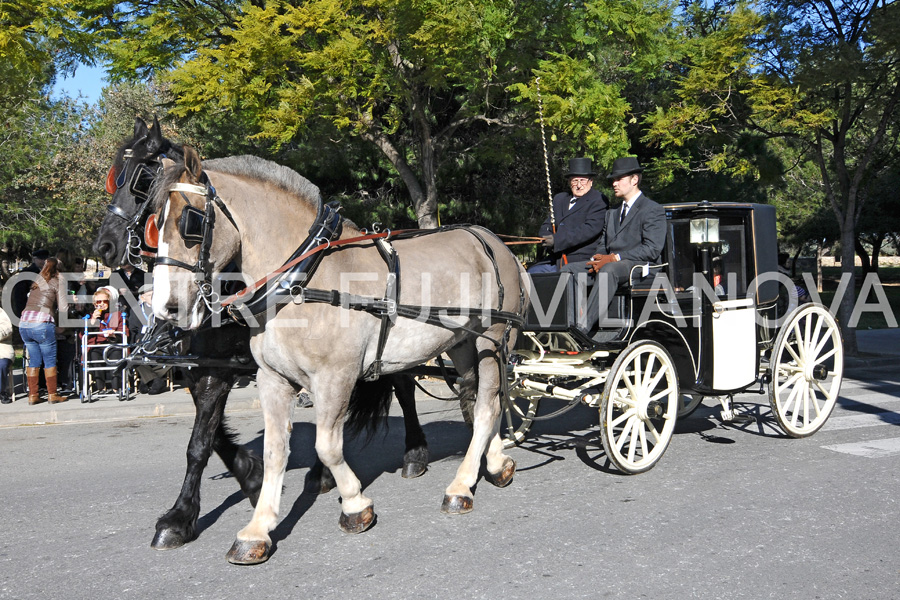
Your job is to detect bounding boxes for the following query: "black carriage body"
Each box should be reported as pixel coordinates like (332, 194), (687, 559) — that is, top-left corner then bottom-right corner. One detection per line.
(523, 202), (782, 397)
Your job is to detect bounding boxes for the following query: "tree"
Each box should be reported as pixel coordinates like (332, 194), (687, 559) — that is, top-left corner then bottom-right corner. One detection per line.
(646, 0), (900, 354)
(0, 96), (104, 263)
(96, 0), (555, 228)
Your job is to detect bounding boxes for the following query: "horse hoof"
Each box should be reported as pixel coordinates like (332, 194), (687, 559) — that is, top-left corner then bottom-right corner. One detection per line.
(401, 447), (428, 479)
(151, 529), (188, 550)
(401, 460), (427, 479)
(485, 457), (516, 488)
(441, 494), (473, 514)
(339, 505), (376, 534)
(226, 539), (271, 565)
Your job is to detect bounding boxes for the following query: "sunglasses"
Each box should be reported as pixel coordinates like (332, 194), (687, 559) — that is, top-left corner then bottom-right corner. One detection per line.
(94, 300), (109, 306)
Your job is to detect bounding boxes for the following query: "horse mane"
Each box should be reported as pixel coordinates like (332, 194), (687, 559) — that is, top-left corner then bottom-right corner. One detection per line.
(152, 154), (359, 231)
(204, 156), (322, 206)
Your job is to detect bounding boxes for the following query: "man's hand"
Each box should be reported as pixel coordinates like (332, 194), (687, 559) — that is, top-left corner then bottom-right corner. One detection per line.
(541, 235), (554, 249)
(587, 254), (618, 273)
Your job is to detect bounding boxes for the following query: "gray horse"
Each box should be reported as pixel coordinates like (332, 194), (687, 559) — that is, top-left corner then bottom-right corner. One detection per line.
(149, 147), (529, 564)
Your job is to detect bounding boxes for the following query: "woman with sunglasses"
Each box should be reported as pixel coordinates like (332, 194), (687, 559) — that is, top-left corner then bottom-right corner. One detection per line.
(85, 287), (129, 393)
(19, 257), (69, 404)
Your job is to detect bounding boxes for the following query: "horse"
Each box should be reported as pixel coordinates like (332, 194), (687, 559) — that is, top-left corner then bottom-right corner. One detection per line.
(150, 146), (528, 564)
(93, 118), (451, 550)
(94, 118), (263, 550)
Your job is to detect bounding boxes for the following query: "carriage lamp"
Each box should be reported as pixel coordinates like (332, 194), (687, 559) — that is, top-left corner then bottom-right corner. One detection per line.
(690, 201), (720, 245)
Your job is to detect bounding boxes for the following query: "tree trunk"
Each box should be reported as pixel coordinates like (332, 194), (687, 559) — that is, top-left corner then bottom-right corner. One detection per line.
(854, 238), (871, 274)
(839, 223), (858, 356)
(870, 232), (885, 274)
(816, 242), (824, 293)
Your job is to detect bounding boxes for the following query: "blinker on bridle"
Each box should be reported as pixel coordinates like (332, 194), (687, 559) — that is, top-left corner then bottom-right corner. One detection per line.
(105, 147), (169, 266)
(106, 147), (163, 202)
(155, 177), (236, 276)
(154, 176), (239, 315)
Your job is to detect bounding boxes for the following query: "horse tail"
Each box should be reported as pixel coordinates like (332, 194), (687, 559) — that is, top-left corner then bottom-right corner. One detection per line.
(346, 377), (395, 441)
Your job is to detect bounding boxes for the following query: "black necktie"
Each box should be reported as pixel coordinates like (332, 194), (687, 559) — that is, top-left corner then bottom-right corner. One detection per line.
(568, 197), (577, 210)
(620, 204), (628, 224)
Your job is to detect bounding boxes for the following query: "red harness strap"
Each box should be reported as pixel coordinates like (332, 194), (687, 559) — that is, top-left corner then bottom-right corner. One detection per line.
(219, 230), (411, 308)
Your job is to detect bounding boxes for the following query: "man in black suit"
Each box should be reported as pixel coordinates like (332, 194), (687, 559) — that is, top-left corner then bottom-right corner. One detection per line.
(529, 157), (608, 273)
(564, 157), (666, 332)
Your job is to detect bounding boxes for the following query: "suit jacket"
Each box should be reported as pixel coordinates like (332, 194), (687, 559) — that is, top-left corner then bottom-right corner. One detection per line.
(538, 187), (608, 265)
(596, 193), (666, 264)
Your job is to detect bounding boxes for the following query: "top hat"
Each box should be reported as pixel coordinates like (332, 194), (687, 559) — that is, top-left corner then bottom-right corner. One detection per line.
(32, 249), (50, 260)
(606, 156), (644, 180)
(565, 157), (596, 178)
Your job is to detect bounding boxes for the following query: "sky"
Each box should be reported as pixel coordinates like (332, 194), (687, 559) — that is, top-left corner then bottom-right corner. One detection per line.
(52, 63), (107, 104)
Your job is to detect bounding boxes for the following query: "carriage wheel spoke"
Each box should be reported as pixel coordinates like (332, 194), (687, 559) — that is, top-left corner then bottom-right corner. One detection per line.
(646, 362), (669, 392)
(770, 305), (842, 438)
(601, 342), (679, 473)
(611, 407), (636, 428)
(812, 379), (835, 404)
(627, 423), (638, 463)
(639, 423), (649, 459)
(641, 354), (656, 388)
(616, 417), (636, 453)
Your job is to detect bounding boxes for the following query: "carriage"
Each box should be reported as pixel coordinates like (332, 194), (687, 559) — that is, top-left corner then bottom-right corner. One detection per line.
(99, 126), (842, 561)
(500, 200), (843, 474)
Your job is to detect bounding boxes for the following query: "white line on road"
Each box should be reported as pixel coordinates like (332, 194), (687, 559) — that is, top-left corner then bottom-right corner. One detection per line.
(823, 411), (900, 431)
(821, 436), (900, 458)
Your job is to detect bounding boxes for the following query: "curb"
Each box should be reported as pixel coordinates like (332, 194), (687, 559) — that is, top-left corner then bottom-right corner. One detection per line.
(0, 391), (260, 428)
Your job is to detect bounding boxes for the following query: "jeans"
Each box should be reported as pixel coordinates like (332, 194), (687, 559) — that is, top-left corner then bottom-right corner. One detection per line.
(0, 357), (11, 394)
(19, 321), (57, 368)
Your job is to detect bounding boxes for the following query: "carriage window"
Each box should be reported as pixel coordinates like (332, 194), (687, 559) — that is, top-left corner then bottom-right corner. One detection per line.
(714, 217), (749, 298)
(667, 215), (750, 298)
(666, 220), (695, 292)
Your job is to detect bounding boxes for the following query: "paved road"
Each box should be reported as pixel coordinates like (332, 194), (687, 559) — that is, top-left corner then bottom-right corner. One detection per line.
(1, 363), (898, 600)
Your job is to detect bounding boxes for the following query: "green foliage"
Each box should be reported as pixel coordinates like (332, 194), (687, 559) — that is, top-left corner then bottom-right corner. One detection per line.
(0, 95), (104, 257)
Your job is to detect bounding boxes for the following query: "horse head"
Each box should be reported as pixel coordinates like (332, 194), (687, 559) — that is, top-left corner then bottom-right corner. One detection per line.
(151, 146), (241, 329)
(93, 116), (183, 267)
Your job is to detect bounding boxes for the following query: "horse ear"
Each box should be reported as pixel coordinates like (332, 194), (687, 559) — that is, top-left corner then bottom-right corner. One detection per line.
(133, 117), (149, 139)
(147, 116), (164, 153)
(184, 146), (203, 179)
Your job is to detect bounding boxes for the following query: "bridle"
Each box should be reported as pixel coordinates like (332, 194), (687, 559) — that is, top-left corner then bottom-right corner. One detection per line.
(154, 176), (239, 314)
(105, 146), (166, 267)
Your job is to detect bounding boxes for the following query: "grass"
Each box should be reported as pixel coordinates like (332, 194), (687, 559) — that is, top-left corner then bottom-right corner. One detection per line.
(798, 266), (900, 330)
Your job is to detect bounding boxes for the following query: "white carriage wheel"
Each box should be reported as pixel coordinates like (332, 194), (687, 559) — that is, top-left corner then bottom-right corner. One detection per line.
(501, 383), (541, 448)
(599, 341), (679, 474)
(769, 303), (843, 438)
(678, 394), (704, 419)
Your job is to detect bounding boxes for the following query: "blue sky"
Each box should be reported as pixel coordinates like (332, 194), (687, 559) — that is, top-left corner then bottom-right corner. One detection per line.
(52, 63), (107, 104)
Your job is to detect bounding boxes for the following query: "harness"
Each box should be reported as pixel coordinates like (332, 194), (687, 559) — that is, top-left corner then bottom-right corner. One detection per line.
(157, 175), (525, 382)
(105, 148), (168, 267)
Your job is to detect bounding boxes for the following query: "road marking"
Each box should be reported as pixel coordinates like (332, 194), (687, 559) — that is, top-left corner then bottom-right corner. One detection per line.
(822, 437), (900, 458)
(822, 411), (900, 431)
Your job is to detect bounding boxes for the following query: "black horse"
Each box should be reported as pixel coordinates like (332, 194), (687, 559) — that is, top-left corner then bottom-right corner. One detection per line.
(94, 117), (436, 549)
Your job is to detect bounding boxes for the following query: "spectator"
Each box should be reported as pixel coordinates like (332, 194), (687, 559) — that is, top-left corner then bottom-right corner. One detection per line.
(85, 287), (128, 393)
(129, 284), (171, 395)
(529, 157), (608, 273)
(563, 157), (666, 333)
(19, 257), (68, 404)
(54, 249), (79, 395)
(11, 249), (49, 318)
(1, 306), (13, 404)
(113, 262), (147, 315)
